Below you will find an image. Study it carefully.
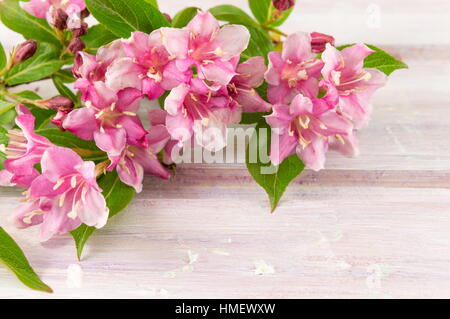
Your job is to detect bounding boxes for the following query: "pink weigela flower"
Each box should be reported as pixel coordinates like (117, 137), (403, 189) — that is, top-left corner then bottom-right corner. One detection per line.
(108, 109), (172, 193)
(160, 10), (250, 85)
(265, 94), (353, 171)
(63, 85), (146, 158)
(13, 147), (108, 241)
(265, 32), (323, 105)
(0, 105), (52, 188)
(321, 43), (387, 129)
(106, 31), (192, 100)
(165, 78), (241, 152)
(73, 39), (125, 102)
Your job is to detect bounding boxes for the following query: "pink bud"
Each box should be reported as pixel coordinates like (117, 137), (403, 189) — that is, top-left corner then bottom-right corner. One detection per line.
(67, 38), (86, 54)
(272, 0), (295, 11)
(71, 21), (88, 37)
(310, 32), (335, 53)
(163, 13), (172, 24)
(36, 96), (74, 110)
(80, 8), (90, 19)
(12, 40), (37, 66)
(52, 8), (69, 30)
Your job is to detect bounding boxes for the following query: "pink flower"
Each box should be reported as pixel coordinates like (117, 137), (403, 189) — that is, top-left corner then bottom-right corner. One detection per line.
(321, 43), (387, 129)
(20, 0), (86, 29)
(265, 32), (323, 105)
(265, 94), (353, 170)
(0, 105), (52, 188)
(160, 10), (250, 85)
(73, 39), (125, 102)
(13, 147), (108, 241)
(108, 109), (171, 193)
(63, 85), (146, 158)
(106, 31), (192, 100)
(225, 57), (272, 113)
(165, 78), (241, 151)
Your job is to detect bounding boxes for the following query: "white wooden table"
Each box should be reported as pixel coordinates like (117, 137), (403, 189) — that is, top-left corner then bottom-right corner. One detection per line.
(1, 0), (450, 298)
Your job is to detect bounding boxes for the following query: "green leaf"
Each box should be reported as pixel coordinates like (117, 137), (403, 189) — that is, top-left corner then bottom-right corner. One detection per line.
(241, 25), (273, 61)
(338, 44), (408, 75)
(0, 227), (53, 293)
(144, 0), (159, 9)
(85, 0), (170, 38)
(172, 7), (199, 28)
(54, 69), (76, 83)
(248, 0), (271, 23)
(71, 170), (136, 260)
(240, 112), (269, 125)
(81, 24), (118, 54)
(0, 0), (61, 47)
(0, 42), (6, 71)
(209, 5), (260, 28)
(4, 43), (63, 86)
(36, 128), (107, 161)
(246, 119), (305, 211)
(52, 75), (78, 104)
(269, 7), (293, 27)
(0, 99), (15, 116)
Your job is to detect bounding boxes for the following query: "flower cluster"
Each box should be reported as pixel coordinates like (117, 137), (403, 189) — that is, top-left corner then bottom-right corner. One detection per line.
(0, 105), (108, 240)
(265, 32), (386, 170)
(0, 9), (388, 240)
(61, 10), (271, 191)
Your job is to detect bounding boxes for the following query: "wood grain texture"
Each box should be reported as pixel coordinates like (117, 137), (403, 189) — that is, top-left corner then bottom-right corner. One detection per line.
(1, 0), (450, 298)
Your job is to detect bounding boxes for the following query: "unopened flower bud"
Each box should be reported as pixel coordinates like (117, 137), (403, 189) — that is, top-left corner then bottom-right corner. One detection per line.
(36, 96), (74, 110)
(163, 13), (172, 24)
(12, 40), (37, 66)
(272, 0), (295, 11)
(71, 21), (88, 37)
(67, 38), (86, 54)
(51, 106), (73, 130)
(80, 8), (90, 19)
(52, 8), (69, 30)
(310, 32), (335, 53)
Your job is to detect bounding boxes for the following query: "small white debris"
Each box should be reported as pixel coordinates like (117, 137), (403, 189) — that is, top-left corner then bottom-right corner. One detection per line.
(159, 288), (169, 297)
(66, 264), (83, 288)
(212, 249), (230, 256)
(187, 250), (199, 264)
(163, 271), (177, 278)
(254, 260), (275, 275)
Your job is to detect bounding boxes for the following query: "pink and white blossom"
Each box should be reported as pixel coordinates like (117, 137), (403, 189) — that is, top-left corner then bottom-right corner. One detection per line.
(13, 147), (108, 241)
(0, 105), (52, 188)
(73, 40), (125, 102)
(265, 94), (353, 170)
(160, 10), (250, 85)
(106, 31), (192, 100)
(265, 32), (323, 105)
(108, 109), (171, 192)
(63, 85), (146, 158)
(165, 78), (241, 151)
(321, 43), (387, 129)
(224, 57), (272, 113)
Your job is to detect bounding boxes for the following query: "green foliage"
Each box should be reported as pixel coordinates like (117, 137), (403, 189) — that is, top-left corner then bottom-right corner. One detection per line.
(246, 119), (305, 211)
(0, 0), (61, 47)
(0, 42), (6, 71)
(210, 5), (259, 28)
(172, 7), (199, 28)
(85, 0), (170, 38)
(52, 75), (78, 105)
(241, 25), (274, 61)
(81, 24), (119, 54)
(4, 43), (63, 86)
(36, 128), (107, 161)
(0, 227), (53, 293)
(248, 0), (271, 23)
(71, 171), (136, 260)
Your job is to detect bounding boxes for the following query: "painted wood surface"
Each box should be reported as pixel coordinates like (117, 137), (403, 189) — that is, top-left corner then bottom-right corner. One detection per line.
(1, 0), (449, 298)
